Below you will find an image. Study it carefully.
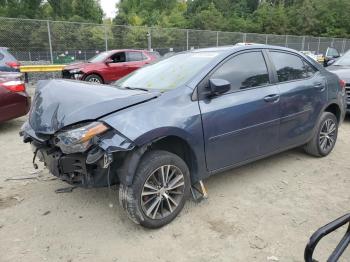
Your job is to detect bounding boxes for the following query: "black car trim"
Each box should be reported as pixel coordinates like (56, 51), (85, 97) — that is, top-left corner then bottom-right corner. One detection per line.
(209, 117), (280, 142)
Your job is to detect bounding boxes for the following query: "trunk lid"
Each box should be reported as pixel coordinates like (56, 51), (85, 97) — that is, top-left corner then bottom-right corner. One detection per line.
(29, 79), (158, 134)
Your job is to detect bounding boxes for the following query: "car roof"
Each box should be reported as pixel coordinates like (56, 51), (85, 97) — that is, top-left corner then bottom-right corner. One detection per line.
(190, 44), (300, 55)
(108, 49), (148, 53)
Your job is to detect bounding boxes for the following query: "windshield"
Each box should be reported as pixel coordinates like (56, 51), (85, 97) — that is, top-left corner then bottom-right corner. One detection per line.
(114, 52), (219, 91)
(88, 51), (110, 63)
(334, 51), (350, 66)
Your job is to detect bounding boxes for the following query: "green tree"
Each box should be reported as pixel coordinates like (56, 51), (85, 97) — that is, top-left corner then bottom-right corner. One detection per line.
(72, 0), (103, 23)
(190, 2), (226, 31)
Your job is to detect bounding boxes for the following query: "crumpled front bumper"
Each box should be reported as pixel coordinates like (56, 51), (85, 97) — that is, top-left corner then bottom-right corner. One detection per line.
(21, 121), (135, 188)
(35, 144), (111, 187)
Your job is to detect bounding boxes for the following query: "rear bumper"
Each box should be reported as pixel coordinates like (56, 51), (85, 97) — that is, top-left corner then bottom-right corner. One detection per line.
(0, 92), (31, 123)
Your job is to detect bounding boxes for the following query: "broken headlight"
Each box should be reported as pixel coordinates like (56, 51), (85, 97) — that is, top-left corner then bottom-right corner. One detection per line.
(69, 68), (82, 74)
(54, 122), (109, 154)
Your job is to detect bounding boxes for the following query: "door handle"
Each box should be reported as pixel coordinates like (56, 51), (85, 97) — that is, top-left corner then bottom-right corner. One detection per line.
(314, 82), (325, 91)
(264, 94), (280, 103)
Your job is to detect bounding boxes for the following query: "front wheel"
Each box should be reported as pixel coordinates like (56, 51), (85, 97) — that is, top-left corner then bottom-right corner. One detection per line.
(84, 74), (103, 84)
(304, 112), (338, 157)
(119, 150), (191, 228)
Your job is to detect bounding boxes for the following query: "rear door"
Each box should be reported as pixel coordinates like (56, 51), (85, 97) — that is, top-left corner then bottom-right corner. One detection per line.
(268, 50), (327, 148)
(125, 51), (147, 73)
(198, 50), (281, 171)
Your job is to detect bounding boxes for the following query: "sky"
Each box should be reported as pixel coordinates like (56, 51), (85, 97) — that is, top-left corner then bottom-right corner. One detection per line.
(100, 0), (119, 18)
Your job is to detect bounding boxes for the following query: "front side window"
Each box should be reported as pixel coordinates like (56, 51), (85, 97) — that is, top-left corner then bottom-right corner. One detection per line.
(211, 51), (270, 92)
(110, 52), (126, 63)
(270, 52), (316, 82)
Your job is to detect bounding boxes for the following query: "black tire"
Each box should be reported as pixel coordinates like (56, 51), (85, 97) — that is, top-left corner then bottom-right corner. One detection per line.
(119, 150), (191, 228)
(84, 74), (103, 84)
(304, 112), (338, 157)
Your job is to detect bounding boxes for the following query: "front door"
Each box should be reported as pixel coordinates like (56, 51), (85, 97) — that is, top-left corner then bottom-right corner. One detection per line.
(198, 51), (281, 171)
(104, 52), (130, 82)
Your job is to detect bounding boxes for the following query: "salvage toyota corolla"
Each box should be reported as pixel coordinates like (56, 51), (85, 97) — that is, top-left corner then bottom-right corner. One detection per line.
(21, 45), (346, 228)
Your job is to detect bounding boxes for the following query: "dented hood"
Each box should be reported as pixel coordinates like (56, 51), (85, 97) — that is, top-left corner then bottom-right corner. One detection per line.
(29, 79), (158, 134)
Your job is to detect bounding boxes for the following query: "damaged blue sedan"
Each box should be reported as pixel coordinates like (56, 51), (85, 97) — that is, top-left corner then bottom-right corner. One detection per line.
(21, 45), (346, 228)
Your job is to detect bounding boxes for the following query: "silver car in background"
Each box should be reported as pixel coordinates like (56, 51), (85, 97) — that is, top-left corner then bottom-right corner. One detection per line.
(327, 50), (350, 113)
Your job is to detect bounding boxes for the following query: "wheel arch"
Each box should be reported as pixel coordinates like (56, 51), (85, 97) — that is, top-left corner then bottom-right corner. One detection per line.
(312, 101), (343, 135)
(324, 103), (342, 123)
(147, 135), (199, 181)
(115, 132), (200, 186)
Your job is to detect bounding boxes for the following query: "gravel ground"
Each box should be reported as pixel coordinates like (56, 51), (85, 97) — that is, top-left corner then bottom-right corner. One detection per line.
(0, 89), (349, 261)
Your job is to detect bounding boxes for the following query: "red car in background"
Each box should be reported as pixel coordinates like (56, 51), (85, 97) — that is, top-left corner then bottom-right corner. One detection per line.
(0, 72), (30, 123)
(62, 49), (160, 84)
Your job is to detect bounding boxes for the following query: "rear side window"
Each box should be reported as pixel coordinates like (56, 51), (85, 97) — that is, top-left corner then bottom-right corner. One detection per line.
(270, 52), (317, 82)
(0, 52), (4, 61)
(127, 51), (144, 62)
(211, 51), (270, 91)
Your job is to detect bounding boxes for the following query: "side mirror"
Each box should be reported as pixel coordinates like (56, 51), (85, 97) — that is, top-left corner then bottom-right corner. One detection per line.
(209, 79), (231, 96)
(326, 59), (336, 67)
(105, 58), (113, 64)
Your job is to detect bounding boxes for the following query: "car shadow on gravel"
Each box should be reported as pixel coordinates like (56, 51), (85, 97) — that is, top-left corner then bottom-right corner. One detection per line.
(0, 118), (25, 134)
(50, 146), (307, 228)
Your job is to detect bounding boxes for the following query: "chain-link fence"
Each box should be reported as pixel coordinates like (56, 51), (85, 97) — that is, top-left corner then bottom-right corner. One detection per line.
(0, 16), (349, 63)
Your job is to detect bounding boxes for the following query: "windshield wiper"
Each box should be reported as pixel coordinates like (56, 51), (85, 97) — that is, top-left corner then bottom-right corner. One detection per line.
(123, 86), (149, 92)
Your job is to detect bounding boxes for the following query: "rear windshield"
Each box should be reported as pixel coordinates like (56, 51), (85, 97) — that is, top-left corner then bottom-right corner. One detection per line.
(114, 52), (219, 91)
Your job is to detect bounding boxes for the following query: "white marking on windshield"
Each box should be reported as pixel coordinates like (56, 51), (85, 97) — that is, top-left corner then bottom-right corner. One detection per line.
(191, 53), (219, 58)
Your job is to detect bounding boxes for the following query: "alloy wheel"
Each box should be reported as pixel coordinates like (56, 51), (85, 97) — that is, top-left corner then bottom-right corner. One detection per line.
(141, 165), (185, 220)
(88, 77), (101, 83)
(319, 119), (337, 152)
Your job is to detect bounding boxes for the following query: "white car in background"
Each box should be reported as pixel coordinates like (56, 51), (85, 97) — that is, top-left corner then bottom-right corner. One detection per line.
(300, 51), (319, 62)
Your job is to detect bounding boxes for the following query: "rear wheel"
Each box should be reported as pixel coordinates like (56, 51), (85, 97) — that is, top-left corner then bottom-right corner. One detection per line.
(119, 150), (191, 228)
(304, 112), (338, 157)
(85, 74), (103, 84)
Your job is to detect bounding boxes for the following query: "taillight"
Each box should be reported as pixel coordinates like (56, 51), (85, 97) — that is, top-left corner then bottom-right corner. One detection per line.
(6, 61), (20, 69)
(339, 79), (346, 89)
(1, 80), (25, 92)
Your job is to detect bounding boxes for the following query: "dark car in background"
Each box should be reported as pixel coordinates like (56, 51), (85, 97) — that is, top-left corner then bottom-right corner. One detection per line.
(0, 72), (30, 123)
(62, 49), (159, 84)
(327, 50), (350, 113)
(0, 47), (20, 72)
(22, 45), (346, 228)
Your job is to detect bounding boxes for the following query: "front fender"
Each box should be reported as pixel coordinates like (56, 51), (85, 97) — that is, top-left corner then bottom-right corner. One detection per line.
(101, 87), (209, 185)
(132, 126), (196, 147)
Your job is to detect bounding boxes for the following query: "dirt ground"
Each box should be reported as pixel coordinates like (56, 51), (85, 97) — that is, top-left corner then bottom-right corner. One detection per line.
(0, 91), (349, 261)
